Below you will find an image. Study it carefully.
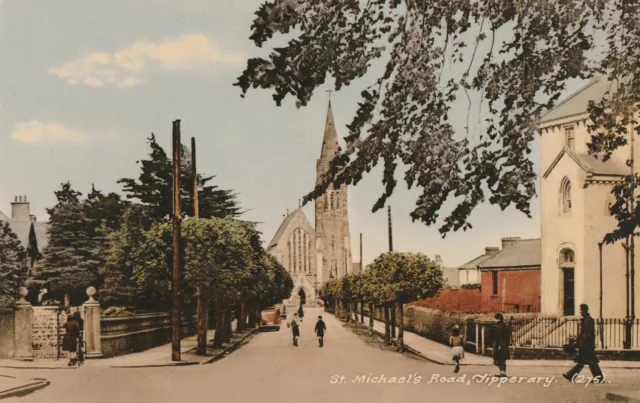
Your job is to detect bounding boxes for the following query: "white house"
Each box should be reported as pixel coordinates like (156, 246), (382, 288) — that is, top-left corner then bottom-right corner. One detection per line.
(539, 76), (639, 318)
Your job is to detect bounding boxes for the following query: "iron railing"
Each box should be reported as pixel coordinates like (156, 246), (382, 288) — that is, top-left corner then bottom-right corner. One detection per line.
(507, 317), (640, 349)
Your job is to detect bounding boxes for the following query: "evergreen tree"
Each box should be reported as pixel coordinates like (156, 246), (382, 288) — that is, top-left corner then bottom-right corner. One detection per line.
(0, 221), (27, 306)
(26, 222), (41, 271)
(33, 182), (101, 304)
(100, 205), (153, 309)
(118, 134), (242, 221)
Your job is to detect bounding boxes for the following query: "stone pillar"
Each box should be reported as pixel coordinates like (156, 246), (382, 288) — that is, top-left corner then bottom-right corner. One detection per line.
(83, 287), (102, 358)
(14, 287), (34, 361)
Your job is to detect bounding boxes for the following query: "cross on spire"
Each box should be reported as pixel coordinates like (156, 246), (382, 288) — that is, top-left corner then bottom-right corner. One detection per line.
(326, 89), (333, 100)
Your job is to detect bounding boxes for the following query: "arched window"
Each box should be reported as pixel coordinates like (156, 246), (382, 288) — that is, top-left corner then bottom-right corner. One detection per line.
(288, 241), (292, 273)
(559, 248), (575, 267)
(564, 126), (575, 151)
(324, 194), (328, 211)
(561, 178), (572, 213)
(336, 191), (339, 209)
(330, 192), (334, 210)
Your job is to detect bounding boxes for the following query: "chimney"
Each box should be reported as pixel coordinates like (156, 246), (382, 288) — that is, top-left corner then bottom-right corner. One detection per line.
(11, 195), (30, 221)
(485, 247), (500, 255)
(435, 254), (443, 268)
(501, 237), (521, 249)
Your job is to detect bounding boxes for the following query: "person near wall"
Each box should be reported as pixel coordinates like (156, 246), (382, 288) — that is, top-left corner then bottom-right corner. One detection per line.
(492, 313), (510, 377)
(73, 311), (84, 364)
(298, 305), (305, 322)
(563, 304), (604, 383)
(62, 314), (80, 366)
(450, 325), (465, 373)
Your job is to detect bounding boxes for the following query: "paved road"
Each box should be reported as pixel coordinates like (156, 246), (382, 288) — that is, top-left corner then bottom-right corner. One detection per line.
(2, 308), (638, 403)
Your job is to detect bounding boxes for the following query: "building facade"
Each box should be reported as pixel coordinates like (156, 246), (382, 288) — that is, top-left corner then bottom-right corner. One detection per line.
(539, 76), (638, 318)
(267, 102), (355, 305)
(0, 196), (49, 276)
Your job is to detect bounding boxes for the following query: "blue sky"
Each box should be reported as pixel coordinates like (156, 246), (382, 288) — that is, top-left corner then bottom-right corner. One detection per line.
(0, 0), (587, 267)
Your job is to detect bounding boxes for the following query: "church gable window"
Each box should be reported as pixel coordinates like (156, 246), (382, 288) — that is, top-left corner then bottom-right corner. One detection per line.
(559, 248), (575, 268)
(560, 177), (572, 214)
(564, 126), (575, 151)
(330, 192), (334, 210)
(324, 194), (328, 210)
(288, 241), (292, 273)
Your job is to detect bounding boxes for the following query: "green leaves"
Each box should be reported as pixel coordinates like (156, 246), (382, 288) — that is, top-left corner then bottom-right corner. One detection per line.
(237, 0), (638, 237)
(319, 252), (444, 307)
(0, 221), (27, 306)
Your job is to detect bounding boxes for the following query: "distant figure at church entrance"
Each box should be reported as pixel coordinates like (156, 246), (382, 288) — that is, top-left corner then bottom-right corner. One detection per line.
(299, 289), (306, 305)
(298, 304), (305, 322)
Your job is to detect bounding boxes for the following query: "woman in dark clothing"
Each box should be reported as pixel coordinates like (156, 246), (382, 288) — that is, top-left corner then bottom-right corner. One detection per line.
(492, 313), (510, 377)
(298, 305), (304, 322)
(62, 315), (80, 366)
(73, 311), (84, 364)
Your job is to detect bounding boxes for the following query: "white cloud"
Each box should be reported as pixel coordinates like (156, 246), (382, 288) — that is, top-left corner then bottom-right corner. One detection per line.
(11, 121), (90, 145)
(48, 34), (245, 88)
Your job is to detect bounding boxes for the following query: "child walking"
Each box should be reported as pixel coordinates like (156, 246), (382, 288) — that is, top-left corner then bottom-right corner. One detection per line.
(450, 325), (465, 373)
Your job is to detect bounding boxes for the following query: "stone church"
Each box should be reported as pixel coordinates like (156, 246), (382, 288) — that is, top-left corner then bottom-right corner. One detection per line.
(267, 102), (356, 306)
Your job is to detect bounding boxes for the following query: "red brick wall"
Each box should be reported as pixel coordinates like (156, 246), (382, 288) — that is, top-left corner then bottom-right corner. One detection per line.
(411, 288), (484, 313)
(480, 269), (541, 313)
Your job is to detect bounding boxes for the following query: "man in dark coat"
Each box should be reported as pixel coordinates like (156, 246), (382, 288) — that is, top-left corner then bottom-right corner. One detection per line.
(563, 304), (604, 383)
(62, 315), (80, 366)
(492, 313), (510, 377)
(315, 315), (327, 347)
(290, 313), (300, 346)
(298, 305), (304, 322)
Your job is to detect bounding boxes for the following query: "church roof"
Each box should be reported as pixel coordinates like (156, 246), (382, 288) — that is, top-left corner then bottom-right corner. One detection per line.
(267, 208), (312, 249)
(539, 76), (622, 126)
(478, 238), (541, 270)
(542, 148), (627, 179)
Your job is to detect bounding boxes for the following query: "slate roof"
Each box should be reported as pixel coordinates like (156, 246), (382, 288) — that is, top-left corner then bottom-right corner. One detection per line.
(459, 253), (495, 270)
(478, 238), (541, 270)
(543, 148), (627, 179)
(539, 76), (618, 125)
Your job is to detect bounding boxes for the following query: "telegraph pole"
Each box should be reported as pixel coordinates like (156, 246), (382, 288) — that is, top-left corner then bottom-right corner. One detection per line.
(598, 242), (605, 349)
(171, 120), (182, 362)
(193, 136), (208, 356)
(360, 233), (363, 270)
(387, 206), (396, 339)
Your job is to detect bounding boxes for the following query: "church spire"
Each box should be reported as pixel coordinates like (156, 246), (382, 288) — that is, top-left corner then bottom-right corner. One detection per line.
(317, 100), (340, 177)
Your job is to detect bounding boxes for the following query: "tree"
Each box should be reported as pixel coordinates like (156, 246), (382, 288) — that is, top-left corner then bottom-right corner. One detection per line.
(237, 0), (639, 236)
(368, 252), (443, 351)
(32, 182), (101, 304)
(100, 206), (153, 309)
(26, 222), (41, 271)
(119, 134), (242, 221)
(0, 221), (27, 306)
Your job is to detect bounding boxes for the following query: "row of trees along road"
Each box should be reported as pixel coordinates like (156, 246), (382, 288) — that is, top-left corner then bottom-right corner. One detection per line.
(320, 252), (443, 352)
(12, 133), (292, 353)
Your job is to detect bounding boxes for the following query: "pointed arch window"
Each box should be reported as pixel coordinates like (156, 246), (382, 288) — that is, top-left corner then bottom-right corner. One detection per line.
(336, 191), (339, 209)
(288, 241), (292, 273)
(330, 192), (334, 210)
(561, 177), (572, 214)
(324, 194), (328, 211)
(559, 248), (575, 269)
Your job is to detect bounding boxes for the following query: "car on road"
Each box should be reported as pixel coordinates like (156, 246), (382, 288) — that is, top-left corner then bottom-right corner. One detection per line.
(260, 307), (281, 331)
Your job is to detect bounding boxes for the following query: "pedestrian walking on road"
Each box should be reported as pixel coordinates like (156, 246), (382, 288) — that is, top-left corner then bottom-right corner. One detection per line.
(492, 313), (509, 377)
(563, 304), (604, 383)
(450, 325), (465, 373)
(73, 311), (85, 364)
(62, 314), (80, 366)
(298, 305), (304, 322)
(290, 313), (300, 346)
(315, 315), (327, 347)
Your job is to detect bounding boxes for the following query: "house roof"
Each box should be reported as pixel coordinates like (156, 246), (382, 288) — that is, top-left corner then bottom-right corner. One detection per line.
(0, 216), (50, 252)
(542, 148), (627, 179)
(539, 76), (617, 125)
(478, 238), (541, 270)
(458, 253), (495, 270)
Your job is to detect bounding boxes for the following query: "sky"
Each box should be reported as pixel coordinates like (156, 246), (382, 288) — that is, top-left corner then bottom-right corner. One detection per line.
(0, 0), (588, 268)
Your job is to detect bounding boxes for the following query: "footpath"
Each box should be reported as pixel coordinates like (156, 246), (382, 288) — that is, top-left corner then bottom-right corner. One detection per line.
(0, 374), (49, 400)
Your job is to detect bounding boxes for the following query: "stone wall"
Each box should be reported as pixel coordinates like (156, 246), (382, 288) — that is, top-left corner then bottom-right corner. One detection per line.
(101, 313), (197, 357)
(31, 306), (80, 359)
(0, 309), (14, 358)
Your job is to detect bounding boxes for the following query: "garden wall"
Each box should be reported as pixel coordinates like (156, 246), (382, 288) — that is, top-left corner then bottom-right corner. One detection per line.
(0, 308), (14, 358)
(101, 313), (197, 357)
